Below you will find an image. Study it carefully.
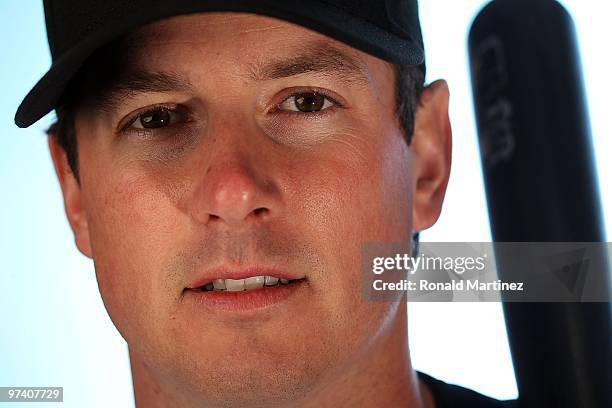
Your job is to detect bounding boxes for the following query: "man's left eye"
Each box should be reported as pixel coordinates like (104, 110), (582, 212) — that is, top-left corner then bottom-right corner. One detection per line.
(278, 92), (336, 113)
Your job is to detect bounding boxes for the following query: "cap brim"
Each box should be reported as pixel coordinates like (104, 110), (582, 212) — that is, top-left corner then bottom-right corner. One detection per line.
(15, 0), (423, 128)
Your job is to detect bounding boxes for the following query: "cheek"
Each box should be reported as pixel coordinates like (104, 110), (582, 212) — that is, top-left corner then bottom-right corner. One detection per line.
(81, 166), (186, 342)
(295, 126), (412, 255)
(290, 123), (412, 326)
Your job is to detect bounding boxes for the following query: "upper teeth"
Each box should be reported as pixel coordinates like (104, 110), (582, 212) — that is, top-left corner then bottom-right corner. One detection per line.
(204, 276), (292, 292)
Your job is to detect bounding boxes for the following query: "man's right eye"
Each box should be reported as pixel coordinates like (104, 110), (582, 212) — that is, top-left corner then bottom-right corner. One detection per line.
(127, 106), (184, 130)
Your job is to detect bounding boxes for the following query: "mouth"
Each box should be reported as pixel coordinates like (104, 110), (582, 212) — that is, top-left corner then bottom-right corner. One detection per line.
(195, 276), (306, 292)
(183, 269), (308, 312)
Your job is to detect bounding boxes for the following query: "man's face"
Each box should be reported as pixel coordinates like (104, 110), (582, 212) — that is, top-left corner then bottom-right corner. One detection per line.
(56, 12), (434, 406)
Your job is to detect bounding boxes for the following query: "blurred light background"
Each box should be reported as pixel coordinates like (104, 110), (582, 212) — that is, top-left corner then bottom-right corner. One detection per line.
(0, 1), (609, 406)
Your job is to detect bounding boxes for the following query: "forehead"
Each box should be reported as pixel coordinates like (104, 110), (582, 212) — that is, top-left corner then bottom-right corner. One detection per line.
(69, 11), (398, 116)
(129, 12), (300, 41)
(119, 12), (388, 80)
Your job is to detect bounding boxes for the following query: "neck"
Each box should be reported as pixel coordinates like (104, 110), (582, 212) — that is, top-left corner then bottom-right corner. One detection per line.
(129, 303), (434, 408)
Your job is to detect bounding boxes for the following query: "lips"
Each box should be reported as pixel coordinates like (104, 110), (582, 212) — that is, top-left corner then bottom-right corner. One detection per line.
(186, 267), (306, 293)
(183, 267), (308, 312)
(198, 276), (303, 292)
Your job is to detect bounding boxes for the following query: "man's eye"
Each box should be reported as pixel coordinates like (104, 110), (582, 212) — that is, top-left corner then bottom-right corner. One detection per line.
(278, 92), (336, 113)
(130, 107), (182, 129)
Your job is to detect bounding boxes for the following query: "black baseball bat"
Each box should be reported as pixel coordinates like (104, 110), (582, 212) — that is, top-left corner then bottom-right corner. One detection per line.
(469, 0), (612, 407)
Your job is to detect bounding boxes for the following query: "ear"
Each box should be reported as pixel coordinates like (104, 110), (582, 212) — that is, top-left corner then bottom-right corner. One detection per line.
(48, 133), (93, 258)
(411, 80), (452, 232)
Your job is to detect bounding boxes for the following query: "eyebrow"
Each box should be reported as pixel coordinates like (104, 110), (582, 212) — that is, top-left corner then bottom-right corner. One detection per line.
(94, 70), (194, 114)
(93, 41), (370, 113)
(248, 42), (371, 86)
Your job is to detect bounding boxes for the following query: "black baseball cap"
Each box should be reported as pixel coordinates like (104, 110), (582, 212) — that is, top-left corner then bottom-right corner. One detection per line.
(15, 0), (425, 128)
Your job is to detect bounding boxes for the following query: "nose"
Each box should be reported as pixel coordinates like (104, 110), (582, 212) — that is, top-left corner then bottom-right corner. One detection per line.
(190, 157), (280, 228)
(183, 107), (284, 228)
